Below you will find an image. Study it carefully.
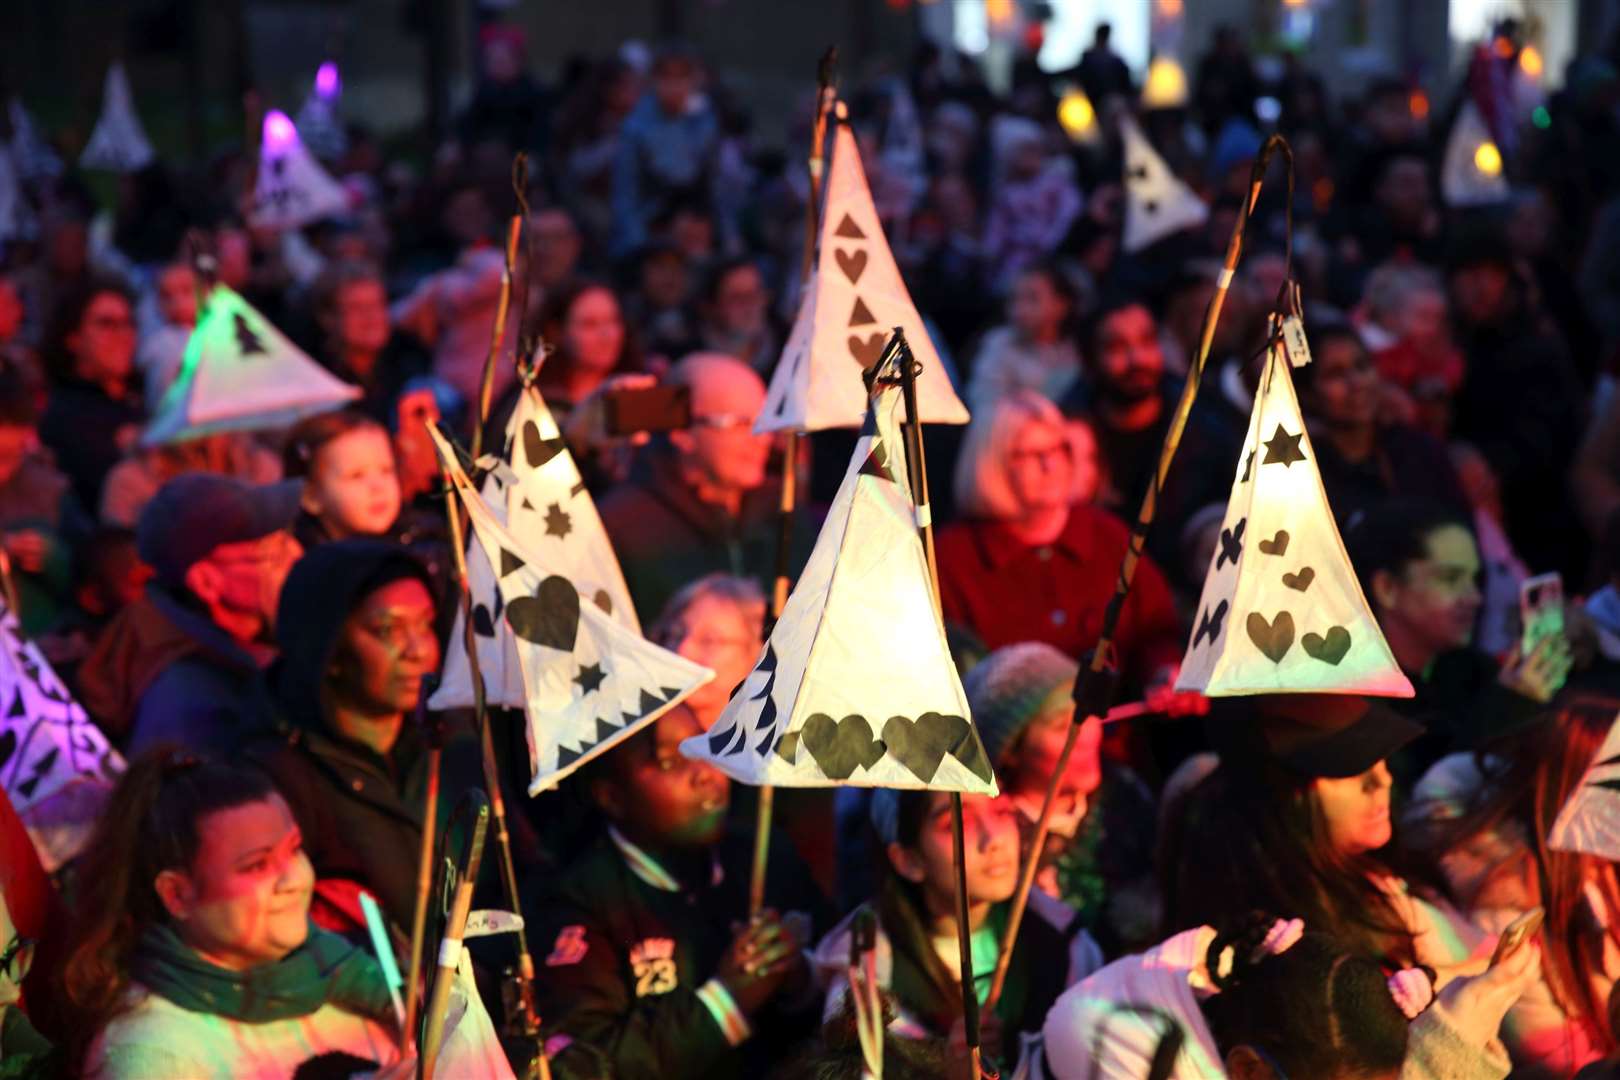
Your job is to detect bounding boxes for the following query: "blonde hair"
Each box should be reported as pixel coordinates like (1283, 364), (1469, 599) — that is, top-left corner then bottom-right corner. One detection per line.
(649, 573), (766, 649)
(952, 390), (1088, 520)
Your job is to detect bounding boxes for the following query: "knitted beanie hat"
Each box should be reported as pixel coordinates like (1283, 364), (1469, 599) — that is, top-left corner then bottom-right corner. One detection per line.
(962, 641), (1079, 767)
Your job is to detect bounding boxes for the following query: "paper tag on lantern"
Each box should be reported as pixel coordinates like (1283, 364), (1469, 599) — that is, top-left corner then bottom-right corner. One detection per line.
(1282, 316), (1311, 368)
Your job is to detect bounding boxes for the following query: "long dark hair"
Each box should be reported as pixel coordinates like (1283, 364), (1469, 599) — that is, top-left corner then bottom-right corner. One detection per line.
(58, 747), (277, 1068)
(874, 789), (968, 1035)
(42, 276), (135, 382)
(532, 278), (643, 397)
(1160, 758), (1419, 969)
(1442, 695), (1620, 1055)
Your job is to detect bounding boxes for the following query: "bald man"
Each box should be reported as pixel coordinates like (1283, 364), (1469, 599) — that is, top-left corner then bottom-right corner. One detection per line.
(598, 352), (817, 623)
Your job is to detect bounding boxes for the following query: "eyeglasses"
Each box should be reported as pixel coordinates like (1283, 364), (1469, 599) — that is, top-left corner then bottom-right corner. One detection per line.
(1008, 443), (1072, 467)
(690, 413), (754, 432)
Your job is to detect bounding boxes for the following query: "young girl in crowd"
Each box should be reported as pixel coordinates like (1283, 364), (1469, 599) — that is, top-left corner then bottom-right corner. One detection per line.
(60, 750), (403, 1077)
(1163, 694), (1486, 981)
(1410, 695), (1620, 1074)
(964, 262), (1084, 415)
(813, 787), (1102, 1076)
(283, 408), (403, 548)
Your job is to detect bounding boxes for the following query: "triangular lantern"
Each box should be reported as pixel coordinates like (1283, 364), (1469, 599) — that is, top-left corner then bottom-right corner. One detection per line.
(1174, 323), (1414, 697)
(295, 61), (349, 163)
(1441, 99), (1509, 209)
(1548, 712), (1620, 860)
(0, 600), (124, 871)
(682, 378), (996, 793)
(249, 110), (350, 231)
(7, 98), (60, 181)
(430, 426), (713, 795)
(758, 118), (969, 434)
(79, 63), (155, 174)
(431, 385), (640, 711)
(1121, 115), (1208, 253)
(142, 284), (361, 446)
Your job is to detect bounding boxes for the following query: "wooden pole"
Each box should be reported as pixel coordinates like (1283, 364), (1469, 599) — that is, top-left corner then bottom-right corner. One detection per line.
(749, 48), (837, 921)
(404, 677), (443, 1050)
(419, 791), (490, 1080)
(984, 136), (1293, 1009)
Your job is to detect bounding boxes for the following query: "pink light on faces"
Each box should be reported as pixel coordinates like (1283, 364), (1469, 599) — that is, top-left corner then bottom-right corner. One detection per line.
(315, 62), (340, 101)
(263, 111), (298, 152)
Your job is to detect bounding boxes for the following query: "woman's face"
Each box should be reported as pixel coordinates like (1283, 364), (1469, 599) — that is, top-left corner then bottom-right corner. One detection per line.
(660, 593), (761, 725)
(1009, 272), (1066, 342)
(69, 291), (137, 385)
(333, 280), (390, 356)
(1314, 761), (1394, 857)
(1306, 337), (1377, 428)
(330, 577), (440, 718)
(1006, 418), (1074, 515)
(159, 795), (315, 971)
(304, 426), (401, 539)
(565, 288), (625, 376)
(894, 792), (1022, 910)
(1005, 694), (1102, 802)
(711, 264), (767, 337)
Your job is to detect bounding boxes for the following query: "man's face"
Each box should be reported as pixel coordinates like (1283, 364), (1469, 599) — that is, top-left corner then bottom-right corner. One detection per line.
(652, 61), (696, 115)
(333, 280), (390, 356)
(1376, 525), (1483, 655)
(1092, 304), (1164, 404)
(1375, 157), (1431, 231)
(199, 531), (300, 640)
(676, 362), (771, 497)
(1450, 263), (1511, 327)
(530, 210), (582, 288)
(710, 265), (767, 337)
(598, 707), (729, 849)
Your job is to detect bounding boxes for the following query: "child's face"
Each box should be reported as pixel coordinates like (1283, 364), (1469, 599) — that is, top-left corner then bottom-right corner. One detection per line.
(1006, 700), (1102, 803)
(892, 792), (1021, 910)
(600, 707), (730, 850)
(157, 265), (198, 327)
(302, 426), (401, 539)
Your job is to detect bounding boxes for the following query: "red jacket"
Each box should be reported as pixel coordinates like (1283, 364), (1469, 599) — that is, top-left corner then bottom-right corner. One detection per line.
(936, 505), (1185, 688)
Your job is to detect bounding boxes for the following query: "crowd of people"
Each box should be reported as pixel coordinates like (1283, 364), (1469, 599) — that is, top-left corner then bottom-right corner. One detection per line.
(6, 12), (1620, 1079)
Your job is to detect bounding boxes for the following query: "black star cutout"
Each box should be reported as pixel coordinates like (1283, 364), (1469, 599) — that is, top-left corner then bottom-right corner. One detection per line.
(1143, 200), (1159, 215)
(574, 662), (606, 694)
(1261, 424), (1306, 468)
(544, 502), (572, 539)
(1240, 450), (1255, 483)
(1129, 164), (1149, 181)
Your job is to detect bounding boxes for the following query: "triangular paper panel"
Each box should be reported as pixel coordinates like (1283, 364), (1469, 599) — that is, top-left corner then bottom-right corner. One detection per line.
(1174, 330), (1413, 697)
(758, 121), (969, 434)
(1121, 116), (1208, 254)
(1441, 100), (1510, 209)
(683, 382), (996, 794)
(295, 62), (349, 162)
(142, 284), (361, 446)
(0, 601), (124, 871)
(250, 111), (350, 231)
(430, 426), (713, 795)
(79, 63), (155, 174)
(8, 98), (60, 181)
(1548, 712), (1620, 860)
(431, 386), (640, 711)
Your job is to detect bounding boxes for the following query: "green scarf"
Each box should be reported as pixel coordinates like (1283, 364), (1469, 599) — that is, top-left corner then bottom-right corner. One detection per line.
(131, 922), (396, 1026)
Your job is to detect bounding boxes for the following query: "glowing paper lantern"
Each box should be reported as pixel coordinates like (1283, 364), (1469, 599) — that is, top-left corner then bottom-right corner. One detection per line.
(1142, 56), (1189, 110)
(1441, 100), (1510, 207)
(1549, 712), (1620, 860)
(250, 110), (349, 229)
(80, 63), (155, 173)
(1121, 115), (1208, 253)
(1058, 89), (1099, 143)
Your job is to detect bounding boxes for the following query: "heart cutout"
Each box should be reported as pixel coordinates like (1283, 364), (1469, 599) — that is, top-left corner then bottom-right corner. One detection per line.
(849, 332), (887, 369)
(592, 589), (613, 615)
(835, 248), (868, 284)
(1282, 567), (1315, 592)
(1302, 626), (1352, 665)
(522, 420), (564, 470)
(882, 712), (993, 785)
(775, 729), (801, 763)
(1246, 610), (1295, 664)
(506, 576), (581, 651)
(1257, 530), (1290, 557)
(800, 713), (885, 780)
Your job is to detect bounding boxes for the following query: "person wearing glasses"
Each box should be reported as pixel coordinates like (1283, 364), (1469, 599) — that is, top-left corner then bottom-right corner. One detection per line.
(598, 351), (813, 623)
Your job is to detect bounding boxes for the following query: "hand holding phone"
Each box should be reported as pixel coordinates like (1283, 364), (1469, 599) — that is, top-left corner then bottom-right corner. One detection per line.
(1490, 907), (1544, 968)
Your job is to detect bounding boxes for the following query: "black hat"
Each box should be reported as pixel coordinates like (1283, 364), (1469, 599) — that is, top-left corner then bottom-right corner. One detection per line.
(1210, 694), (1424, 779)
(136, 474), (302, 588)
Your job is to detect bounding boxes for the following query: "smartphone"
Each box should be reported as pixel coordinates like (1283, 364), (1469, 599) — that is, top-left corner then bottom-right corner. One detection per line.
(1490, 906), (1544, 966)
(604, 385), (692, 436)
(1520, 573), (1564, 657)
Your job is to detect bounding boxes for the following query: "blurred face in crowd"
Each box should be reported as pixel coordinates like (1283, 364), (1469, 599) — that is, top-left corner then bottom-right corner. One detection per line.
(594, 706), (730, 850)
(709, 263), (768, 338)
(46, 217), (87, 278)
(329, 576), (439, 719)
(154, 794), (315, 971)
(1395, 286), (1450, 349)
(302, 425), (401, 539)
(1009, 270), (1068, 344)
(186, 530), (300, 644)
(640, 250), (689, 310)
(1372, 524), (1483, 658)
(68, 291), (137, 389)
(1091, 304), (1163, 404)
(652, 58), (697, 116)
(1450, 261), (1512, 328)
(890, 792), (1021, 912)
(481, 36), (523, 84)
(1365, 89), (1417, 145)
(1314, 761), (1394, 857)
(564, 287), (626, 376)
(0, 278), (24, 342)
(668, 208), (715, 261)
(156, 264), (198, 328)
(1006, 416), (1075, 517)
(671, 357), (771, 499)
(1002, 692), (1102, 804)
(930, 173), (977, 236)
(1374, 156), (1431, 233)
(530, 209), (582, 289)
(0, 422), (36, 488)
(331, 279), (391, 358)
(444, 187), (492, 248)
(214, 228), (252, 290)
(658, 592), (762, 725)
(1304, 336), (1377, 429)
